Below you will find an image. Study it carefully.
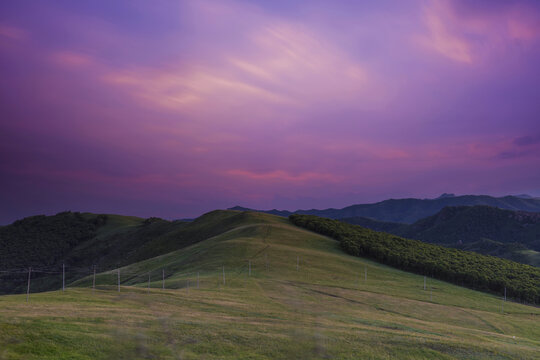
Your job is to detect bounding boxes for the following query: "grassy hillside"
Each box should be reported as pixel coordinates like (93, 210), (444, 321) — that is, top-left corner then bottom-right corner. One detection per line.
(1, 211), (539, 359)
(341, 206), (540, 266)
(0, 211), (271, 294)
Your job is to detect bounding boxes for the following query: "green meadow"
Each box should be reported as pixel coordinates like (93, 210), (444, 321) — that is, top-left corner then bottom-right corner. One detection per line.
(1, 212), (539, 359)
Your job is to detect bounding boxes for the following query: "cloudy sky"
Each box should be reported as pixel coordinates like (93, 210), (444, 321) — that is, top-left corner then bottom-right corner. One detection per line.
(1, 0), (540, 223)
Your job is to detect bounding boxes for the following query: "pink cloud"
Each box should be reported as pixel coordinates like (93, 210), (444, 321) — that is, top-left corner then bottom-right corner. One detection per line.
(506, 11), (540, 40)
(50, 51), (94, 67)
(416, 0), (540, 64)
(226, 169), (343, 184)
(100, 0), (386, 122)
(418, 1), (472, 63)
(1, 0), (539, 222)
(0, 24), (27, 40)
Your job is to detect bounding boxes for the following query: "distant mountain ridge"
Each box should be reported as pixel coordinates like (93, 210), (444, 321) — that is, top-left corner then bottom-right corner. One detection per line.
(230, 194), (540, 223)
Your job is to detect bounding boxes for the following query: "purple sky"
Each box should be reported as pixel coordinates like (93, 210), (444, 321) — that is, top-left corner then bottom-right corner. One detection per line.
(1, 0), (540, 224)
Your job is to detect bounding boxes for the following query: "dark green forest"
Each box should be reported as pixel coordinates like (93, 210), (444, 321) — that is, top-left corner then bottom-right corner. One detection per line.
(398, 206), (540, 247)
(290, 214), (540, 304)
(341, 205), (540, 266)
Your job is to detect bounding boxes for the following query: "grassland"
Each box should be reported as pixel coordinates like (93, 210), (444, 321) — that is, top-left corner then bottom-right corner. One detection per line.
(1, 212), (539, 359)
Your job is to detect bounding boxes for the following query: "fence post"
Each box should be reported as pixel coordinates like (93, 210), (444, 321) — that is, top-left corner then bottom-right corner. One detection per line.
(26, 267), (31, 303)
(62, 263), (65, 292)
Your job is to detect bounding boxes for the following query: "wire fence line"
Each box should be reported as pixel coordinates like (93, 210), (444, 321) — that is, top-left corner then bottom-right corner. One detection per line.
(0, 243), (279, 300)
(0, 261), (425, 301)
(1, 224), (280, 290)
(0, 246), (511, 313)
(0, 263), (278, 302)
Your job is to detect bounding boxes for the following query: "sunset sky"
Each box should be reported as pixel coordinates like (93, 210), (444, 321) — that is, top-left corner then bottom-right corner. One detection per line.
(1, 0), (540, 224)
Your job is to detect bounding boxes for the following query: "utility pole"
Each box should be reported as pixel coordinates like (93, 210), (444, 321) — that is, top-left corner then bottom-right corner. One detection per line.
(26, 267), (31, 303)
(222, 266), (226, 285)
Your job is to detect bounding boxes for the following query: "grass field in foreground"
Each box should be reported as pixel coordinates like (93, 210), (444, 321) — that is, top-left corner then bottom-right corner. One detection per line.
(1, 212), (539, 359)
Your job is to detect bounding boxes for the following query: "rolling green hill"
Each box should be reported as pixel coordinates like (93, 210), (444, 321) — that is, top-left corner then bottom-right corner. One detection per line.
(0, 211), (539, 359)
(341, 206), (540, 266)
(0, 210), (271, 294)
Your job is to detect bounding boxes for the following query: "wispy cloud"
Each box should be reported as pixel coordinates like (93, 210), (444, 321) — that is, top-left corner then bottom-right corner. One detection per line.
(101, 0), (382, 119)
(418, 1), (472, 63)
(226, 169), (343, 184)
(2, 0), (540, 222)
(50, 51), (94, 67)
(416, 0), (540, 64)
(0, 24), (27, 40)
